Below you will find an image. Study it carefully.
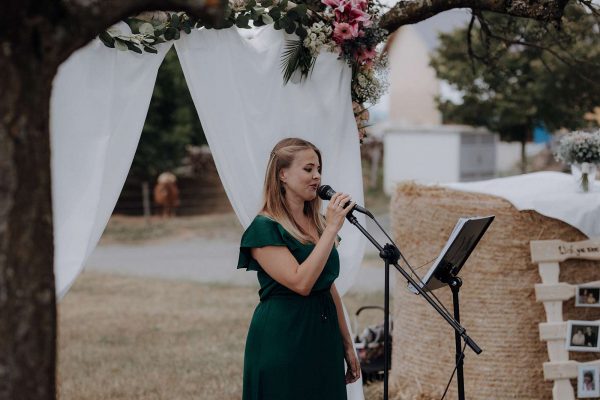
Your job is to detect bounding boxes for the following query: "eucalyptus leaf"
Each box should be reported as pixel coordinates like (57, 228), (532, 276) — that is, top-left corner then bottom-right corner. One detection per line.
(171, 13), (180, 28)
(125, 41), (143, 54)
(252, 6), (265, 13)
(268, 8), (281, 20)
(262, 13), (274, 24)
(106, 26), (122, 36)
(295, 25), (307, 38)
(99, 31), (115, 48)
(114, 39), (129, 51)
(261, 0), (273, 6)
(139, 22), (154, 35)
(253, 18), (266, 27)
(279, 0), (288, 9)
(236, 14), (251, 28)
(173, 29), (181, 40)
(165, 27), (177, 40)
(279, 16), (289, 28)
(143, 45), (158, 54)
(285, 21), (296, 34)
(274, 19), (282, 30)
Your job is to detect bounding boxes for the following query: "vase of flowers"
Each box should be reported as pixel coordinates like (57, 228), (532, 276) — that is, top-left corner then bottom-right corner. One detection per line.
(554, 129), (600, 192)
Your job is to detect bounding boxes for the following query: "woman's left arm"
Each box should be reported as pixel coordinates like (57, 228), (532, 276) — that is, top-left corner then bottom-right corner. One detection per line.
(330, 283), (361, 384)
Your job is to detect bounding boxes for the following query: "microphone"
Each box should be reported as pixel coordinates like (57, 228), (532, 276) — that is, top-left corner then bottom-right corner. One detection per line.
(317, 185), (373, 218)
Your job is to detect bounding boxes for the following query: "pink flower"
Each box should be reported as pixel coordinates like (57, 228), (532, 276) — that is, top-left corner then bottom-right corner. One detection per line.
(350, 0), (368, 11)
(349, 7), (370, 23)
(333, 22), (355, 42)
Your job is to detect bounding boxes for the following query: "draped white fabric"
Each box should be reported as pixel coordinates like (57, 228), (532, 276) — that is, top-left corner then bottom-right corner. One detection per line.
(51, 25), (366, 398)
(50, 35), (173, 299)
(174, 27), (366, 295)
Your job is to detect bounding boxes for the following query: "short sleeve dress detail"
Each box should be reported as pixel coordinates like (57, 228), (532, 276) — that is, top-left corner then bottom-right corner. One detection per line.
(238, 214), (347, 400)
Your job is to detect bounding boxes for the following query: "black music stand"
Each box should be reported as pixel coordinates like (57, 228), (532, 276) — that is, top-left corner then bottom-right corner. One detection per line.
(409, 215), (495, 400)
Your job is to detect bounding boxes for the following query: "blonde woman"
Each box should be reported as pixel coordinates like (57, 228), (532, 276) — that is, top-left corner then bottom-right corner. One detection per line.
(237, 138), (361, 400)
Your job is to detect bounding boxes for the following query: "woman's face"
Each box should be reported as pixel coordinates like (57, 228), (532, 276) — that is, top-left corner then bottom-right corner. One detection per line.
(280, 149), (321, 202)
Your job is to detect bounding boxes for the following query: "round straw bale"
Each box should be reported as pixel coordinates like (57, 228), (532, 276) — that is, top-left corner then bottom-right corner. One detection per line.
(390, 182), (600, 400)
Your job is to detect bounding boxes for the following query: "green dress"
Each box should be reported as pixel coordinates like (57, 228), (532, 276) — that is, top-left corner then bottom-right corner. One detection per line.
(237, 214), (347, 400)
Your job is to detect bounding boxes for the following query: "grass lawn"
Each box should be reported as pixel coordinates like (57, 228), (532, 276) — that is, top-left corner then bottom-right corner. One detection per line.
(58, 272), (387, 399)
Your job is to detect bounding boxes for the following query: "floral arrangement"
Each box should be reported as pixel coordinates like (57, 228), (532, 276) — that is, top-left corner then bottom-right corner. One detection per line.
(99, 0), (390, 108)
(554, 130), (600, 165)
(554, 129), (600, 192)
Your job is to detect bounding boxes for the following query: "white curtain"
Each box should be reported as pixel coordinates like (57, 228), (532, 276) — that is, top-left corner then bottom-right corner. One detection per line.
(51, 25), (366, 399)
(50, 29), (173, 299)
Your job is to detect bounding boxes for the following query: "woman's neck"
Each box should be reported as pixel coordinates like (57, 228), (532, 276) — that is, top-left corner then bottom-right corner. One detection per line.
(285, 192), (306, 223)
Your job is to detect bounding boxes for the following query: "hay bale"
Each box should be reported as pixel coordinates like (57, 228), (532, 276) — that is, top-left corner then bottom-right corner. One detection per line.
(390, 182), (600, 400)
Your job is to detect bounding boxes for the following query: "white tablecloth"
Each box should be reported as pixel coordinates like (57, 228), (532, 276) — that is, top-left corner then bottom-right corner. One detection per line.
(443, 171), (600, 238)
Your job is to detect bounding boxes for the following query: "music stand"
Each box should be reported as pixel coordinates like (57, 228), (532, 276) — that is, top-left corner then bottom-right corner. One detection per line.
(410, 215), (495, 400)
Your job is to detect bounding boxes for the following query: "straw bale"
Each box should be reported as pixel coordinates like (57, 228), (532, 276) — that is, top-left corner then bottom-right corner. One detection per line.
(390, 182), (600, 400)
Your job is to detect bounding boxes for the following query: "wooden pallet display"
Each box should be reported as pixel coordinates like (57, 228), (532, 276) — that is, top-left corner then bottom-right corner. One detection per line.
(531, 239), (600, 400)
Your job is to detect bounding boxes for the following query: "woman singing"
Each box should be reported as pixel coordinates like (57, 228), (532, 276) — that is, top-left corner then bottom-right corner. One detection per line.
(237, 137), (361, 400)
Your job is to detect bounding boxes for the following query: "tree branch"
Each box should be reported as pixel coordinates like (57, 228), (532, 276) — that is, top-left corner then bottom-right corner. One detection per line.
(56, 0), (225, 62)
(379, 0), (569, 35)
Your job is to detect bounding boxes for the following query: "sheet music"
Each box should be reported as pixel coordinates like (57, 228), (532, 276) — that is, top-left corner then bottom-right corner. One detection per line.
(408, 216), (494, 293)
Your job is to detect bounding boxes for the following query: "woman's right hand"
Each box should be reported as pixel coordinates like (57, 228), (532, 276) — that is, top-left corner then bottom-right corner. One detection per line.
(325, 192), (356, 233)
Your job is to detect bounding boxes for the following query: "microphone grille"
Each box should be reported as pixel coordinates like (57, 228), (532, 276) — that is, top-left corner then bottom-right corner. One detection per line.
(317, 185), (334, 200)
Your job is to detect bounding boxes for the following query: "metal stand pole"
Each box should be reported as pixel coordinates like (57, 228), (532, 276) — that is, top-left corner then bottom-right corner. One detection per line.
(383, 256), (390, 400)
(450, 277), (465, 400)
(344, 212), (481, 400)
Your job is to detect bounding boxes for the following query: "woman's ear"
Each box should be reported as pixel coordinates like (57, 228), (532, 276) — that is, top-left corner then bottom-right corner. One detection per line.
(279, 168), (287, 183)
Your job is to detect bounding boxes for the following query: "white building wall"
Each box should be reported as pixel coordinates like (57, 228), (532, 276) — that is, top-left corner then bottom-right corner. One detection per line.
(383, 128), (460, 194)
(387, 27), (442, 126)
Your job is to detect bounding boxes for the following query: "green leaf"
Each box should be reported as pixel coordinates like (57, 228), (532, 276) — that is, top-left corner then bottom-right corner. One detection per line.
(279, 0), (288, 9)
(295, 25), (307, 38)
(296, 4), (308, 14)
(285, 21), (296, 34)
(245, 0), (257, 9)
(253, 18), (266, 27)
(273, 19), (282, 30)
(125, 40), (143, 54)
(171, 13), (180, 28)
(125, 17), (146, 34)
(280, 39), (310, 84)
(143, 45), (158, 54)
(139, 22), (154, 36)
(236, 14), (251, 28)
(173, 29), (181, 40)
(222, 19), (235, 28)
(261, 0), (273, 6)
(114, 38), (129, 51)
(268, 7), (281, 20)
(262, 13), (274, 24)
(99, 31), (115, 48)
(279, 16), (289, 29)
(164, 27), (177, 40)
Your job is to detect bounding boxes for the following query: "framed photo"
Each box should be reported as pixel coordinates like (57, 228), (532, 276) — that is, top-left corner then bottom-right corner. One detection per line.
(566, 321), (600, 352)
(576, 286), (600, 307)
(578, 365), (600, 398)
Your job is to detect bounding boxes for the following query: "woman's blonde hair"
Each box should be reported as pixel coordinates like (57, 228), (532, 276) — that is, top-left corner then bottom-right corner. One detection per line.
(260, 137), (329, 245)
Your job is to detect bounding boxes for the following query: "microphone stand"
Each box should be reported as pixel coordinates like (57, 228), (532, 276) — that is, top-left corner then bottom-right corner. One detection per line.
(345, 211), (481, 400)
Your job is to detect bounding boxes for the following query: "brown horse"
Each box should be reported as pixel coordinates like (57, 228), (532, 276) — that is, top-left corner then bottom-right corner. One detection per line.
(153, 172), (180, 217)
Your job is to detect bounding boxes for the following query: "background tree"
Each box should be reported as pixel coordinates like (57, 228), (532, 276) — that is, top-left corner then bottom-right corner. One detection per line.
(130, 47), (206, 186)
(430, 2), (600, 172)
(0, 1), (590, 399)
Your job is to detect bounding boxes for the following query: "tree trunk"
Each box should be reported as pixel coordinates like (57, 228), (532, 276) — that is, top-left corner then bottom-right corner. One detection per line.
(0, 48), (57, 400)
(521, 136), (527, 174)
